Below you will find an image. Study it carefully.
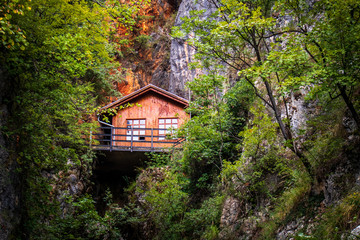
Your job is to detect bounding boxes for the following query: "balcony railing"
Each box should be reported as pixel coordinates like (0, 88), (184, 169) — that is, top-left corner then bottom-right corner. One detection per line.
(90, 126), (184, 152)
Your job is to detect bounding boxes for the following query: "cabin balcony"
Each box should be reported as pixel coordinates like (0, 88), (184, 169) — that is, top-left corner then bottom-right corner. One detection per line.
(91, 126), (184, 152)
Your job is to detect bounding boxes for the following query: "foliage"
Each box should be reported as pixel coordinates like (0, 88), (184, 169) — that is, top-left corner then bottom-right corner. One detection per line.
(139, 168), (189, 239)
(1, 0), (360, 238)
(260, 170), (311, 239)
(135, 0), (360, 238)
(180, 72), (253, 196)
(97, 102), (141, 123)
(0, 0), (147, 238)
(145, 152), (171, 168)
(302, 98), (346, 174)
(182, 194), (224, 239)
(130, 66), (251, 239)
(242, 122), (292, 201)
(172, 0), (316, 176)
(0, 0), (30, 50)
(134, 34), (152, 49)
(41, 194), (140, 240)
(275, 0), (360, 128)
(130, 165), (224, 239)
(221, 101), (294, 207)
(240, 104), (278, 160)
(109, 0), (154, 60)
(313, 192), (360, 239)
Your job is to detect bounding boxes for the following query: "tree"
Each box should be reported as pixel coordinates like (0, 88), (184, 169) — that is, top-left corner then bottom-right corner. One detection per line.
(173, 0), (314, 176)
(180, 67), (253, 193)
(277, 0), (360, 128)
(0, 0), (29, 50)
(0, 0), (144, 237)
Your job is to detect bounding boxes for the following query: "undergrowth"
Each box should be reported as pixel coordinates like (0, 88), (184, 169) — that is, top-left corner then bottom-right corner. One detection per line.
(260, 170), (311, 239)
(313, 192), (360, 239)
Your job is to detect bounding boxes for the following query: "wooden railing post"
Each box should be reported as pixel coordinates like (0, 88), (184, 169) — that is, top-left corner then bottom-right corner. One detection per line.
(151, 128), (154, 151)
(130, 126), (134, 152)
(110, 126), (113, 152)
(90, 126), (186, 152)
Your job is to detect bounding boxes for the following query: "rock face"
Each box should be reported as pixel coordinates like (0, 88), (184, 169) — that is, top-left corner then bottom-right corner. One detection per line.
(169, 37), (195, 98)
(50, 167), (86, 217)
(349, 225), (360, 240)
(113, 0), (218, 99)
(285, 90), (317, 137)
(169, 0), (216, 98)
(219, 196), (242, 239)
(0, 68), (21, 239)
(324, 135), (360, 206)
(113, 0), (216, 99)
(220, 196), (241, 228)
(114, 0), (179, 97)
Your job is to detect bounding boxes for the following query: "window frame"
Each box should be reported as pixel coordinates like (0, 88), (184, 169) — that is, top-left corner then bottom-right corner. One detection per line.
(126, 119), (146, 141)
(158, 118), (178, 140)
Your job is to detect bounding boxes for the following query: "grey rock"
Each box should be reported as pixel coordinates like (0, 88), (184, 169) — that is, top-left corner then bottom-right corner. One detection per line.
(324, 149), (360, 206)
(355, 172), (360, 187)
(343, 116), (357, 133)
(170, 0), (217, 98)
(349, 225), (360, 240)
(276, 217), (306, 240)
(220, 196), (241, 228)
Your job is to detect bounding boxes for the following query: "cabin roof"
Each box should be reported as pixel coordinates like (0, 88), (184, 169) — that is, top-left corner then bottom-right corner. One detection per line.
(100, 84), (189, 110)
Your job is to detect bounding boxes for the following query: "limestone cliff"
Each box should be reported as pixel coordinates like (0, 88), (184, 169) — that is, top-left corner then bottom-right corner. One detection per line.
(113, 0), (214, 99)
(169, 0), (216, 98)
(113, 0), (180, 97)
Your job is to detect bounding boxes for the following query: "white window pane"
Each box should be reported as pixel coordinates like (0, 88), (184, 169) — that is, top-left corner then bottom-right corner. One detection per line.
(159, 136), (165, 140)
(126, 136), (131, 140)
(159, 130), (164, 134)
(127, 120), (132, 124)
(173, 119), (178, 123)
(133, 130), (138, 135)
(133, 136), (139, 141)
(166, 130), (171, 134)
(166, 119), (171, 123)
(140, 125), (145, 128)
(140, 130), (145, 135)
(134, 120), (139, 124)
(159, 119), (164, 123)
(140, 120), (145, 124)
(172, 125), (178, 128)
(159, 125), (164, 129)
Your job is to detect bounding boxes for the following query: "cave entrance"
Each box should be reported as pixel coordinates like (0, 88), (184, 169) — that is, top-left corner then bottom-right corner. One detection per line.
(92, 151), (148, 215)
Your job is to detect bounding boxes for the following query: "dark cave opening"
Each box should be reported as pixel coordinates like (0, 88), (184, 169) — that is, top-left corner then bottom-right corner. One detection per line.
(91, 151), (148, 216)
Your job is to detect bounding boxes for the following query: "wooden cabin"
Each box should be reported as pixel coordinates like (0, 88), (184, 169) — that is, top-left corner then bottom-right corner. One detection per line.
(93, 84), (189, 151)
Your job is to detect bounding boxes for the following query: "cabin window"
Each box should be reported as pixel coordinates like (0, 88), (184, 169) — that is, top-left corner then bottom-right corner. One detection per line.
(126, 119), (146, 141)
(158, 118), (178, 140)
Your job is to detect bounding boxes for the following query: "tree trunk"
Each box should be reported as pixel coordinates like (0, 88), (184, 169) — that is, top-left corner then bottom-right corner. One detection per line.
(338, 84), (360, 129)
(263, 78), (313, 177)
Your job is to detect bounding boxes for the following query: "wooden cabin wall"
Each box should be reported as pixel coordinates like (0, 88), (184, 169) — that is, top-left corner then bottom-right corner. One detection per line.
(112, 92), (189, 148)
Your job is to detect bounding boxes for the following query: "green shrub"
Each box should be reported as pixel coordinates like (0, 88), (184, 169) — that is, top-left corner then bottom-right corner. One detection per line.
(183, 195), (225, 239)
(141, 169), (189, 239)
